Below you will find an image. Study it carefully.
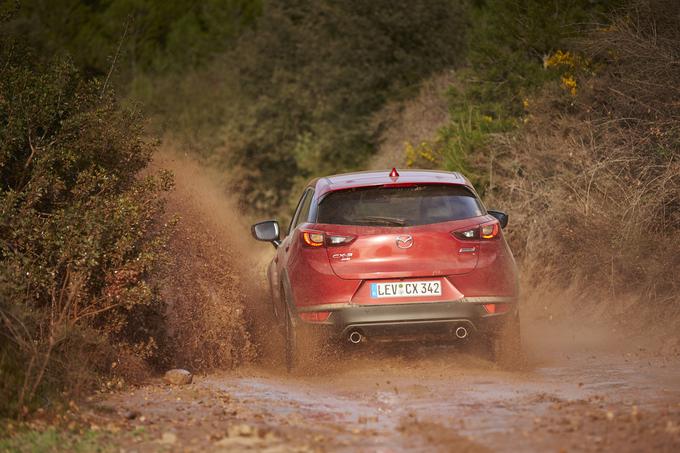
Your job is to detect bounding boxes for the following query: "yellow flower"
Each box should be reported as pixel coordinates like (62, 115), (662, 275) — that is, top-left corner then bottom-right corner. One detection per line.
(404, 142), (416, 167)
(544, 50), (578, 69)
(419, 148), (436, 163)
(561, 75), (578, 96)
(404, 141), (438, 165)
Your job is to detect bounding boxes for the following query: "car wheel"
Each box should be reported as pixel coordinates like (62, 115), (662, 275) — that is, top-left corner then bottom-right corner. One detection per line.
(284, 306), (301, 372)
(491, 310), (523, 368)
(269, 281), (279, 321)
(281, 285), (324, 372)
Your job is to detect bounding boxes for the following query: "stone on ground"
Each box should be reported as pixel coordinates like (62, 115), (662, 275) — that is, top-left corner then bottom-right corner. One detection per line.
(163, 369), (193, 385)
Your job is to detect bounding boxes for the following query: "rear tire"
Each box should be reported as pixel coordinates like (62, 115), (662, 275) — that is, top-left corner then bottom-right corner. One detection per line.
(284, 307), (300, 372)
(284, 308), (326, 373)
(282, 287), (324, 372)
(490, 311), (523, 368)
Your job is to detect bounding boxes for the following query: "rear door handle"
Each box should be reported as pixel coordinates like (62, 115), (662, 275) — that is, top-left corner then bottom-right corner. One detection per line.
(459, 247), (477, 254)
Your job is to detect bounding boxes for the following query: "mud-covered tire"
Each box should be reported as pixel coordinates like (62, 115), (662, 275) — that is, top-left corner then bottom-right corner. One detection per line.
(284, 307), (300, 372)
(281, 284), (302, 371)
(282, 287), (324, 372)
(491, 311), (523, 368)
(284, 309), (325, 373)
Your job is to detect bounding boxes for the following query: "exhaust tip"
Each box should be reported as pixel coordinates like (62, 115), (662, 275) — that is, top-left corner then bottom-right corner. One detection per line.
(348, 331), (364, 344)
(455, 326), (468, 339)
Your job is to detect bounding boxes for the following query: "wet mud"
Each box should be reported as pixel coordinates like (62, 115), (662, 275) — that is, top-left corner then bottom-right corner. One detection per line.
(86, 321), (680, 452)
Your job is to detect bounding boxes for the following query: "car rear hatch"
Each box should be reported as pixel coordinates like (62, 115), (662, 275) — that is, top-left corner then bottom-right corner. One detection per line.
(322, 221), (480, 280)
(315, 184), (485, 282)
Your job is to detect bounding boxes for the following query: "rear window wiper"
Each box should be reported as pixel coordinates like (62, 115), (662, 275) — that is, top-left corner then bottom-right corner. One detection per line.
(353, 215), (406, 226)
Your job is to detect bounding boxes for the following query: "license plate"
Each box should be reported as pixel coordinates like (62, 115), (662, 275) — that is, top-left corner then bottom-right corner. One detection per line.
(370, 281), (442, 298)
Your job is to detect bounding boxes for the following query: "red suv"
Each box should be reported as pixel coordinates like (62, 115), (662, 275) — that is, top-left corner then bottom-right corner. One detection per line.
(252, 169), (520, 369)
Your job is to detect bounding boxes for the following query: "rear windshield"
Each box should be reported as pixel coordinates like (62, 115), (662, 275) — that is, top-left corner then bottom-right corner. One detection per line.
(316, 185), (484, 227)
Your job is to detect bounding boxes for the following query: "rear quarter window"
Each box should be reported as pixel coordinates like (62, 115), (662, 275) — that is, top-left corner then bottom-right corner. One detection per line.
(316, 185), (484, 227)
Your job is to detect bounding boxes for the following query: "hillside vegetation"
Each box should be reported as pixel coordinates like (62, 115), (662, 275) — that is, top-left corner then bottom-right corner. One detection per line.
(140, 0), (469, 215)
(483, 0), (680, 323)
(0, 48), (171, 417)
(0, 0), (264, 418)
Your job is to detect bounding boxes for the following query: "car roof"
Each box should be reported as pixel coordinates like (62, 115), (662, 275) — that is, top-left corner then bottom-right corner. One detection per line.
(312, 169), (471, 197)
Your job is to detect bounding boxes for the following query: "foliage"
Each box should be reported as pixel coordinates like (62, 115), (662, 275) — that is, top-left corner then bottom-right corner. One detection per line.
(479, 0), (680, 320)
(0, 45), (171, 418)
(220, 0), (468, 215)
(1, 0), (468, 217)
(464, 0), (618, 110)
(3, 0), (261, 79)
(0, 0), (263, 160)
(433, 0), (622, 181)
(0, 425), (109, 453)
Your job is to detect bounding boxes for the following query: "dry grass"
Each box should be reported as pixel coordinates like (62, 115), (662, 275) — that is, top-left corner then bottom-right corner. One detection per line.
(369, 72), (456, 170)
(479, 1), (680, 328)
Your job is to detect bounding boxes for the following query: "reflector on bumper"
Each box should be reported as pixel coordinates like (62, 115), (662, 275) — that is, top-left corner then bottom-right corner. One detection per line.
(298, 311), (331, 322)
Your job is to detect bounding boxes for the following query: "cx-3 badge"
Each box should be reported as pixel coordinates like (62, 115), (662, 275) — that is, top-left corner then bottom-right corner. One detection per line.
(396, 235), (413, 249)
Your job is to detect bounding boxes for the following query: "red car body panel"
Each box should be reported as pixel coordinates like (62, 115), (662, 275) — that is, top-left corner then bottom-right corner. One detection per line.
(277, 231), (361, 309)
(319, 220), (480, 279)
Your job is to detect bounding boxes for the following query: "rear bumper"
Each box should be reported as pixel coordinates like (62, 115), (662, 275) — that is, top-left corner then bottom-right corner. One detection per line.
(296, 298), (516, 340)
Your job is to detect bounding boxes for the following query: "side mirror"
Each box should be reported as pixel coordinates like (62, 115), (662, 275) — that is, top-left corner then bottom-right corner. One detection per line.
(251, 220), (281, 247)
(488, 210), (509, 229)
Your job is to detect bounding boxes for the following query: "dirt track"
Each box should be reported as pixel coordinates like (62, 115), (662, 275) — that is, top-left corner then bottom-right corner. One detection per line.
(84, 320), (680, 452)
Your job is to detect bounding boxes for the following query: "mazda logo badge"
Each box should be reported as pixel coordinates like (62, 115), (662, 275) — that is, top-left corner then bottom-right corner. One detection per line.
(396, 235), (413, 249)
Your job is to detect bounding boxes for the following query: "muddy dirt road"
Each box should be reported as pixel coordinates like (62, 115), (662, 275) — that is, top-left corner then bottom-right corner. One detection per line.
(86, 321), (680, 452)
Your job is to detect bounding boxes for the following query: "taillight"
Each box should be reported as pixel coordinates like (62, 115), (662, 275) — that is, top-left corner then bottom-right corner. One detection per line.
(481, 222), (499, 239)
(452, 220), (500, 241)
(326, 234), (355, 246)
(301, 230), (356, 247)
(453, 228), (479, 240)
(302, 231), (324, 247)
(299, 311), (331, 322)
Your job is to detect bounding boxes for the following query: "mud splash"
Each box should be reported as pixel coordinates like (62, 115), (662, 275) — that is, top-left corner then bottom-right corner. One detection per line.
(153, 149), (263, 370)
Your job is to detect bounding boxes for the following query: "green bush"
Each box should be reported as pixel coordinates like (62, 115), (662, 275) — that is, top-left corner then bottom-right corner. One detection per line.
(436, 0), (622, 181)
(4, 0), (262, 79)
(0, 47), (171, 418)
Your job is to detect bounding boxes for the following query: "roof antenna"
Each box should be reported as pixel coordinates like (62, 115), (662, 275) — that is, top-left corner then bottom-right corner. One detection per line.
(389, 167), (399, 178)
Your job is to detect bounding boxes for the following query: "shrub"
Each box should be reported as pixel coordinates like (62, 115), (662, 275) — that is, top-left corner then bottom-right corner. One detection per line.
(4, 0), (262, 79)
(0, 47), (171, 418)
(479, 0), (680, 322)
(435, 0), (622, 181)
